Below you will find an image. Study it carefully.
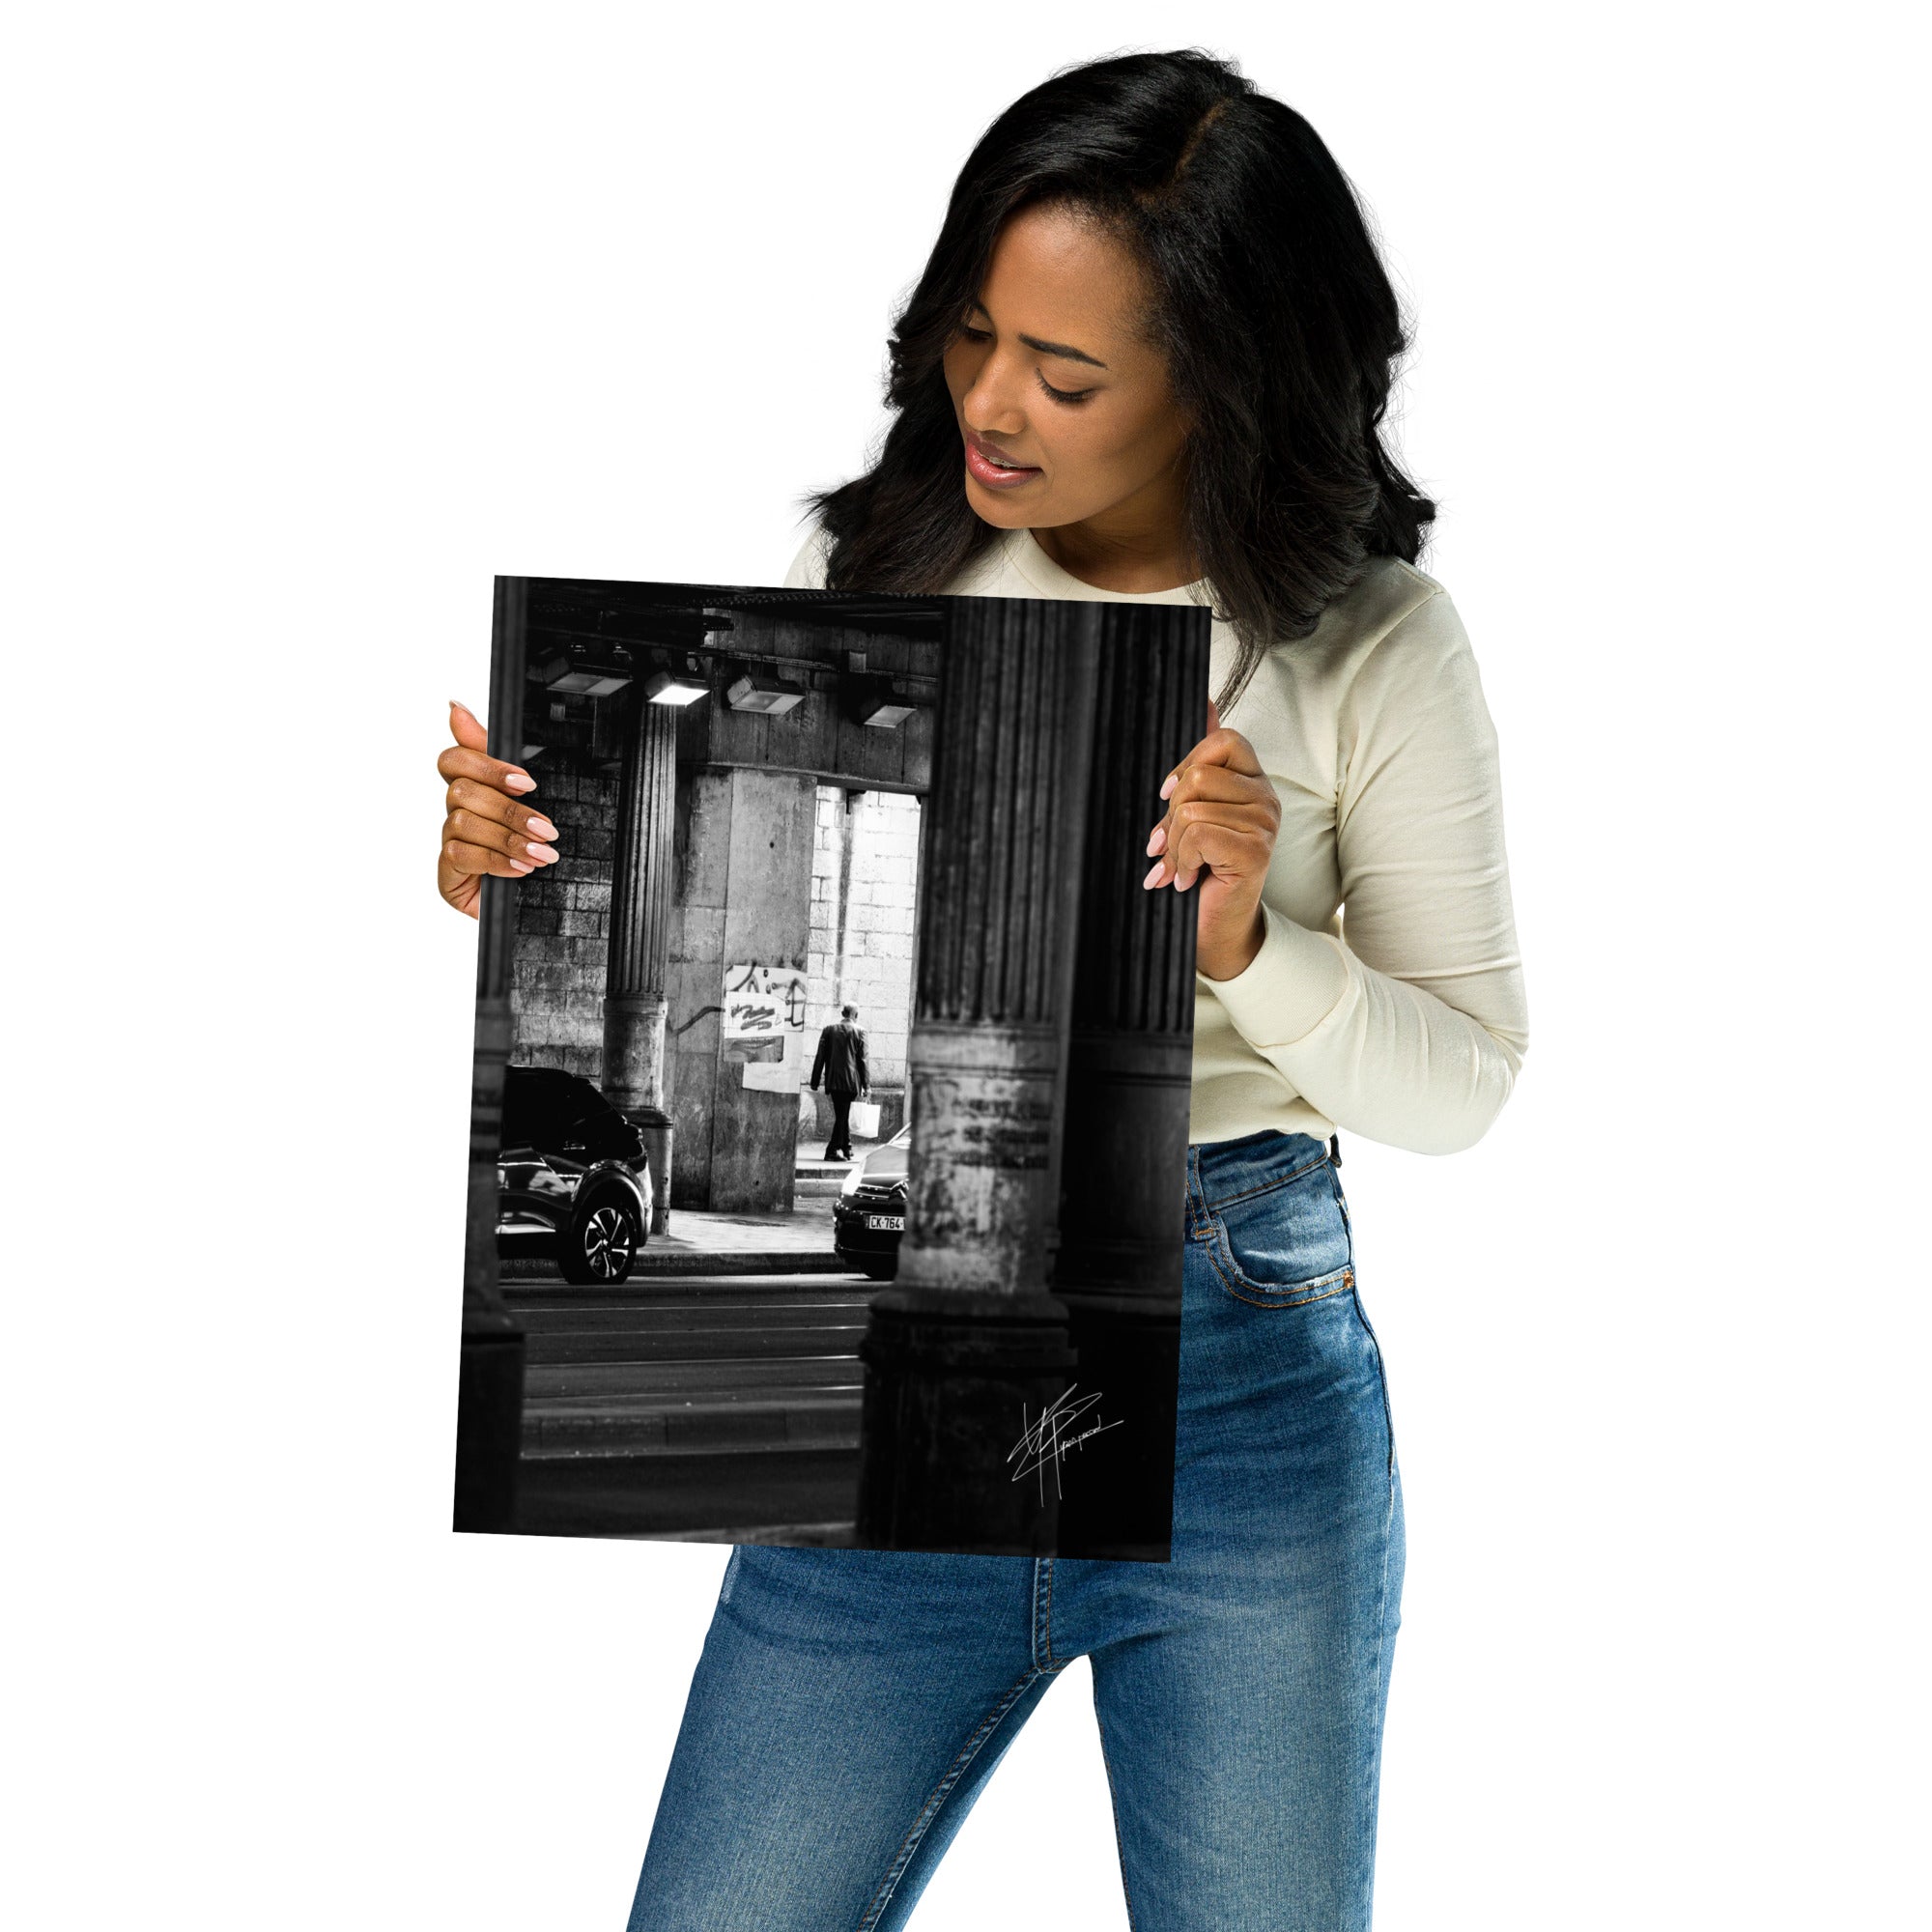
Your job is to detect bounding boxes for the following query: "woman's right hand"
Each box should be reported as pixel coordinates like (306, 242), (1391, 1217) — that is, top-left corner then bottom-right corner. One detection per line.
(436, 698), (560, 919)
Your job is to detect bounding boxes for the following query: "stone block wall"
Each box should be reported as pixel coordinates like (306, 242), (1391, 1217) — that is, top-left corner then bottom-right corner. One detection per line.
(668, 765), (818, 1212)
(509, 753), (619, 1079)
(501, 600), (940, 1205)
(805, 785), (921, 1145)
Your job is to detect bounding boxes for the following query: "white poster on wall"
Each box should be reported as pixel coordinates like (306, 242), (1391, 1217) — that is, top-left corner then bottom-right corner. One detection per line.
(722, 960), (808, 1039)
(723, 960), (807, 1089)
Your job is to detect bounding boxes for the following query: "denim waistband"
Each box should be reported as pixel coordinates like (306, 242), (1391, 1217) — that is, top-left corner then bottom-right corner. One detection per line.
(1185, 1129), (1333, 1219)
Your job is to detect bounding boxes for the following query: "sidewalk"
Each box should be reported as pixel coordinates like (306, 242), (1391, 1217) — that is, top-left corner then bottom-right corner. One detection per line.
(639, 1196), (850, 1274)
(637, 1127), (897, 1274)
(500, 1141), (894, 1281)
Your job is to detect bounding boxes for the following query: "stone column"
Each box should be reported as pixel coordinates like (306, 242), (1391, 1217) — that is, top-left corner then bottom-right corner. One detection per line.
(453, 575), (529, 1534)
(1050, 604), (1212, 1559)
(856, 597), (1102, 1554)
(601, 690), (680, 1235)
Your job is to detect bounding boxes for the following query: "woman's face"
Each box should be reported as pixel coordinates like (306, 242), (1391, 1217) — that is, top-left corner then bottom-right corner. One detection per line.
(940, 201), (1191, 542)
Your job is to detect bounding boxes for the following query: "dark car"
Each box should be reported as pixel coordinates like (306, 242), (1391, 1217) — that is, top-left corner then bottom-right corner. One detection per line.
(833, 1120), (912, 1279)
(496, 1066), (652, 1284)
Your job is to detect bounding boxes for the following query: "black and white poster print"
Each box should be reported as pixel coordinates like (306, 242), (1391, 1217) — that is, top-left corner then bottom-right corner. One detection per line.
(453, 575), (1211, 1557)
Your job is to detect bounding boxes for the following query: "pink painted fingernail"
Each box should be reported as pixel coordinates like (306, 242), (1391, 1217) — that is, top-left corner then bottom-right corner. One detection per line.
(1159, 773), (1178, 800)
(526, 842), (558, 864)
(508, 860), (534, 874)
(1143, 860), (1165, 888)
(526, 815), (558, 840)
(1146, 825), (1167, 857)
(503, 769), (536, 792)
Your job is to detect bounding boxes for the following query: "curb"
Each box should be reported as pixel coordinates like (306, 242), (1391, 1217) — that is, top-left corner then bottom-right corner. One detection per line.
(502, 1249), (865, 1281)
(630, 1249), (860, 1277)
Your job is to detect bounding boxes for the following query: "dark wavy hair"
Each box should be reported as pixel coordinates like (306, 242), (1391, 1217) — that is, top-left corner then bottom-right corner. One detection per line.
(798, 46), (1436, 715)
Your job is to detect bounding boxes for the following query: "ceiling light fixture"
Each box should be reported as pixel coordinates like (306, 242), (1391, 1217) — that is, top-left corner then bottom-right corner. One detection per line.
(540, 653), (631, 699)
(643, 668), (709, 706)
(725, 668), (807, 716)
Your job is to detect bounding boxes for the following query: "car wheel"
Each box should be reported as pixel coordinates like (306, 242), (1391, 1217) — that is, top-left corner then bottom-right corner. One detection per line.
(559, 1200), (640, 1285)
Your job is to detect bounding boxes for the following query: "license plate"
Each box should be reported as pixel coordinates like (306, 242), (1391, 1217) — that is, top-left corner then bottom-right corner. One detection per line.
(865, 1213), (905, 1232)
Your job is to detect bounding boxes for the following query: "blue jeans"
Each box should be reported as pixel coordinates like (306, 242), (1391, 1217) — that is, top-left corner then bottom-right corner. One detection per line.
(627, 1129), (1405, 1930)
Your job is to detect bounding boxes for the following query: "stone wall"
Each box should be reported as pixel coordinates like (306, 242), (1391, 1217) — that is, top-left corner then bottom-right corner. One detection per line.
(667, 765), (818, 1213)
(503, 601), (940, 1208)
(508, 752), (618, 1080)
(804, 785), (920, 1146)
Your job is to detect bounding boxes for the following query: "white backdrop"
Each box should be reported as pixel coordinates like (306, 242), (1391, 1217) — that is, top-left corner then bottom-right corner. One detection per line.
(9, 4), (1924, 1926)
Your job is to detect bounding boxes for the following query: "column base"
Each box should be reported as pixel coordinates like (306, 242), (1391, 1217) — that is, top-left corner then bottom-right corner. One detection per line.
(855, 1287), (1077, 1554)
(1045, 1288), (1182, 1561)
(632, 1118), (673, 1237)
(601, 992), (671, 1236)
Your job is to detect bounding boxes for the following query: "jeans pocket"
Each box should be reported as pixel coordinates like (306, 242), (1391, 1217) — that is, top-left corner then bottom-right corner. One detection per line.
(1207, 1155), (1355, 1309)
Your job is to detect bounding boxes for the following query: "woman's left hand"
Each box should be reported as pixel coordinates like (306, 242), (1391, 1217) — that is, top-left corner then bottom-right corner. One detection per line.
(1144, 697), (1281, 980)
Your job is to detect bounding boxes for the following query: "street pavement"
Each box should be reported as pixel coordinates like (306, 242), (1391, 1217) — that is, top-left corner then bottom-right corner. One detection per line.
(504, 1265), (870, 1537)
(512, 1447), (862, 1541)
(497, 1154), (895, 1538)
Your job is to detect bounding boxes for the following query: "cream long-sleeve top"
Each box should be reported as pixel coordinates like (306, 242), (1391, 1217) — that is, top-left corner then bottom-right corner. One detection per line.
(782, 521), (1529, 1156)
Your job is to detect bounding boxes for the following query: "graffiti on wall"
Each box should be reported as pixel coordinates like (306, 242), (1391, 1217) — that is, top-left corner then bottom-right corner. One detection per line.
(723, 960), (808, 1092)
(723, 961), (809, 1039)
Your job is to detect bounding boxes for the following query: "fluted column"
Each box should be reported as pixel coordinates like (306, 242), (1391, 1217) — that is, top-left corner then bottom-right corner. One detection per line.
(1050, 604), (1211, 1559)
(453, 575), (529, 1533)
(601, 691), (680, 1234)
(855, 597), (1102, 1553)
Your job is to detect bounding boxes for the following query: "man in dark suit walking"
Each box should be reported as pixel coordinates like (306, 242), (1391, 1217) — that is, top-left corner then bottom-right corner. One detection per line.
(810, 1003), (870, 1162)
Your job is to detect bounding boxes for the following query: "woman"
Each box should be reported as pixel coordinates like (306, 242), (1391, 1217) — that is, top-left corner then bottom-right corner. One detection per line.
(437, 48), (1527, 1930)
